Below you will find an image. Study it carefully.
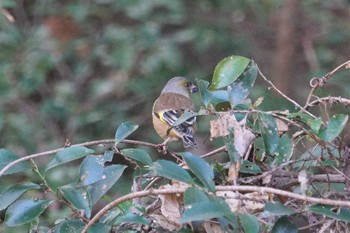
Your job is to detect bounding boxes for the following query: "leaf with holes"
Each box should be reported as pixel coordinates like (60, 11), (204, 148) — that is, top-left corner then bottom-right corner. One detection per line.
(5, 198), (54, 226)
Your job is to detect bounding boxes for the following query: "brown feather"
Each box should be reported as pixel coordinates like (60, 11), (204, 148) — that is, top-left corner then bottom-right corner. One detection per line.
(152, 93), (195, 141)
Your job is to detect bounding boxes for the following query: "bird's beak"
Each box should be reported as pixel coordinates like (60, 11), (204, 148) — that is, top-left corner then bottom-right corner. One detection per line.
(190, 83), (198, 93)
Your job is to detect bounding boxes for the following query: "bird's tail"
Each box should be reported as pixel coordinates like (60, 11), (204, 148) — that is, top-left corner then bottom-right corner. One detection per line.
(182, 134), (197, 148)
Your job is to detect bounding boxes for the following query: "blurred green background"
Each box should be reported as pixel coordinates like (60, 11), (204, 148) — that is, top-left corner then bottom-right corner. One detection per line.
(0, 0), (349, 158)
(1, 1), (350, 231)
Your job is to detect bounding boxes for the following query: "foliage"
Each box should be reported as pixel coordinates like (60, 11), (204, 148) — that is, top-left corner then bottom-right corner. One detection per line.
(1, 55), (350, 233)
(1, 1), (350, 232)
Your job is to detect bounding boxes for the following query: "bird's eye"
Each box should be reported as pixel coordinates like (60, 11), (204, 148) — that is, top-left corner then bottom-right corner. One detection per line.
(185, 82), (191, 87)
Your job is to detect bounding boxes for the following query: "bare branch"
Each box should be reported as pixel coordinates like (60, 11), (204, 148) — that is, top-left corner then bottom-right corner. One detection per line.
(306, 96), (350, 109)
(0, 139), (159, 177)
(257, 66), (315, 118)
(82, 185), (350, 233)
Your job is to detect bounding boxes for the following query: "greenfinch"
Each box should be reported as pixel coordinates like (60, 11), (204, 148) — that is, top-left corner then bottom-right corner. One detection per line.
(152, 76), (198, 148)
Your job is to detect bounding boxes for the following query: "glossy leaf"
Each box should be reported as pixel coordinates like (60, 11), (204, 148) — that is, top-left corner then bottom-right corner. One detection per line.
(317, 114), (348, 141)
(52, 219), (85, 233)
(5, 198), (54, 226)
(272, 135), (293, 165)
(197, 79), (229, 108)
(307, 117), (323, 134)
(238, 213), (259, 233)
(182, 188), (233, 223)
(271, 216), (298, 233)
(45, 146), (94, 173)
(114, 213), (150, 225)
(172, 110), (199, 127)
(210, 55), (250, 90)
(0, 182), (40, 211)
(89, 222), (111, 233)
(121, 148), (153, 166)
(183, 187), (208, 205)
(258, 113), (279, 155)
(0, 149), (31, 175)
(58, 183), (91, 218)
(79, 151), (114, 186)
(264, 202), (295, 216)
(239, 160), (262, 174)
(181, 152), (215, 191)
(115, 121), (139, 145)
(227, 61), (258, 107)
(309, 205), (350, 222)
(87, 164), (127, 205)
(152, 160), (193, 183)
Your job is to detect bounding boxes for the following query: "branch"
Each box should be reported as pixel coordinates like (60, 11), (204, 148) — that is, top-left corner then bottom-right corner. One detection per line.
(306, 96), (350, 108)
(0, 139), (159, 177)
(257, 66), (315, 118)
(82, 185), (350, 233)
(304, 60), (350, 107)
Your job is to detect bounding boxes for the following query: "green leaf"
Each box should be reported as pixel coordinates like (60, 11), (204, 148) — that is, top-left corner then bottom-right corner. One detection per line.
(307, 117), (323, 134)
(181, 191), (233, 223)
(309, 205), (350, 222)
(271, 216), (298, 233)
(5, 198), (54, 226)
(317, 114), (348, 141)
(181, 152), (215, 191)
(79, 151), (114, 186)
(258, 113), (279, 154)
(121, 148), (153, 166)
(114, 213), (150, 225)
(89, 222), (112, 233)
(52, 219), (85, 233)
(152, 160), (193, 183)
(264, 202), (295, 216)
(45, 146), (94, 173)
(210, 55), (251, 90)
(288, 111), (320, 132)
(58, 183), (92, 218)
(0, 182), (41, 211)
(183, 187), (209, 205)
(115, 121), (139, 146)
(87, 164), (127, 205)
(238, 213), (259, 233)
(171, 110), (199, 127)
(239, 160), (262, 174)
(224, 133), (241, 163)
(272, 135), (293, 165)
(227, 61), (258, 107)
(0, 149), (31, 175)
(197, 79), (229, 108)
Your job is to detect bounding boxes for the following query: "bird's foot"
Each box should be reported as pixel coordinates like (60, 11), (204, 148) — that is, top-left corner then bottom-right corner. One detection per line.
(156, 139), (170, 155)
(156, 143), (168, 155)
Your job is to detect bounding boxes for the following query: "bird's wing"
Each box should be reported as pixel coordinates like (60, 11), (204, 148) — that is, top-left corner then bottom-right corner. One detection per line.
(156, 109), (197, 148)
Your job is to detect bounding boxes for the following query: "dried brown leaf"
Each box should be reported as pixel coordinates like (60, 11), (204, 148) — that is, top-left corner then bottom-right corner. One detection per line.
(210, 113), (255, 158)
(203, 221), (224, 233)
(216, 191), (269, 213)
(158, 184), (184, 229)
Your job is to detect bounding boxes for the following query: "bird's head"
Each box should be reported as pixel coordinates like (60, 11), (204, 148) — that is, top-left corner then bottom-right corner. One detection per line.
(161, 76), (198, 97)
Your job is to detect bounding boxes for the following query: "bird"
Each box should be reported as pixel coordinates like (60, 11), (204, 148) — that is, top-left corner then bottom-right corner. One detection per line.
(152, 76), (198, 148)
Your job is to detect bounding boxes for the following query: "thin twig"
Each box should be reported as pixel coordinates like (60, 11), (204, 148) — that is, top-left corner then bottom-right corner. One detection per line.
(304, 60), (350, 108)
(257, 66), (315, 118)
(323, 60), (350, 82)
(81, 185), (350, 233)
(0, 139), (159, 177)
(306, 96), (350, 108)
